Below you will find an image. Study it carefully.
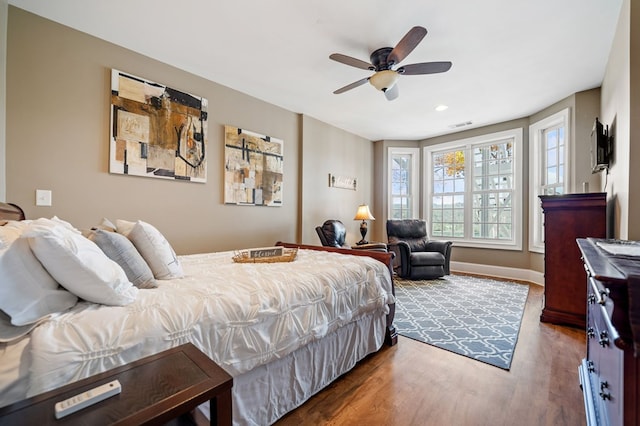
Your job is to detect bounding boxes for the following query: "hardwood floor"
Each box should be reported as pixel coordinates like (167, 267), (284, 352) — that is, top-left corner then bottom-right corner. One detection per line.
(274, 284), (586, 426)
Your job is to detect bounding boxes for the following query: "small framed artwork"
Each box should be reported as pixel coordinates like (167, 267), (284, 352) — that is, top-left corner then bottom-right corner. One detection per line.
(329, 174), (357, 190)
(224, 126), (284, 206)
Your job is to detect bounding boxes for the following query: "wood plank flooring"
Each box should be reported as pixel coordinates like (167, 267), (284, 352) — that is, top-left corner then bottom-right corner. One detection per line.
(274, 284), (586, 426)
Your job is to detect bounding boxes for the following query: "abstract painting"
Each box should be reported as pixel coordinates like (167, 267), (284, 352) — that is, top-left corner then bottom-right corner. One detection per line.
(224, 125), (283, 206)
(110, 69), (207, 182)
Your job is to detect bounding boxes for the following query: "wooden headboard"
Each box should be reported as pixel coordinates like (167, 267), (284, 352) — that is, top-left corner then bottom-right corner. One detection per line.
(0, 203), (25, 223)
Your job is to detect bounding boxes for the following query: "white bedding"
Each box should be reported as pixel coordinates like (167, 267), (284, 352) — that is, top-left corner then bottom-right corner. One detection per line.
(0, 248), (393, 422)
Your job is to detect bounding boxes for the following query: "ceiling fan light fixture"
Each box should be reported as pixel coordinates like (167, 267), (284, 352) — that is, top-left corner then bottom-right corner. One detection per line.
(369, 70), (399, 92)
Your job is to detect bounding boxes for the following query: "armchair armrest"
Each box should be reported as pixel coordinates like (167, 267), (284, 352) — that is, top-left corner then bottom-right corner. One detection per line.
(387, 241), (411, 277)
(425, 240), (452, 255)
(425, 240), (453, 274)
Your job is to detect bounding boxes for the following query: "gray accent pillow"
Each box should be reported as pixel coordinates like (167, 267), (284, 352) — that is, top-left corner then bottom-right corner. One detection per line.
(87, 229), (158, 289)
(116, 220), (184, 280)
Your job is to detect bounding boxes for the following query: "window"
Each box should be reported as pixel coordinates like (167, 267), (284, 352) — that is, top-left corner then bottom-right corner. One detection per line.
(529, 108), (570, 253)
(425, 129), (523, 250)
(431, 149), (465, 237)
(542, 125), (565, 196)
(388, 148), (419, 219)
(471, 141), (514, 240)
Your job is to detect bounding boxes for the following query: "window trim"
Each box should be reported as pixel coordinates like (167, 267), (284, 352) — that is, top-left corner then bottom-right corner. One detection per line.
(423, 128), (523, 251)
(387, 147), (420, 219)
(529, 108), (570, 253)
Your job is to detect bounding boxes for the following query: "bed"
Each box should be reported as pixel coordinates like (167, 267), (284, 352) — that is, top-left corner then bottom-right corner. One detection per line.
(0, 202), (396, 425)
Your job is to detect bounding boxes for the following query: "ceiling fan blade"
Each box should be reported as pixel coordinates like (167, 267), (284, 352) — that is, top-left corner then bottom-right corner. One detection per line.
(398, 61), (452, 75)
(388, 26), (428, 65)
(329, 53), (374, 71)
(384, 84), (399, 101)
(333, 77), (370, 94)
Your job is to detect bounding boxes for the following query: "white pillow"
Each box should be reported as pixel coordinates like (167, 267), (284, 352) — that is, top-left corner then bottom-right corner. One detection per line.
(87, 229), (157, 289)
(24, 218), (138, 306)
(0, 225), (78, 326)
(116, 220), (184, 280)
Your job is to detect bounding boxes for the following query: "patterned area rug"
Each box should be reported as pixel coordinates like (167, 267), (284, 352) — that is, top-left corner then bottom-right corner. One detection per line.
(394, 275), (530, 370)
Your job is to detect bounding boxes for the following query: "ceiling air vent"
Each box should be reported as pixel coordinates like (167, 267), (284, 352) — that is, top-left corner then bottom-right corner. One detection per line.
(449, 121), (473, 129)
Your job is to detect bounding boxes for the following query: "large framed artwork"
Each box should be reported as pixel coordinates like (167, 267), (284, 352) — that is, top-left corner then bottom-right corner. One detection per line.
(110, 69), (207, 182)
(224, 125), (283, 206)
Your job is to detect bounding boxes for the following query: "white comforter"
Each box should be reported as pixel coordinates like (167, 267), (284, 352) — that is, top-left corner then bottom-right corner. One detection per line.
(26, 248), (393, 398)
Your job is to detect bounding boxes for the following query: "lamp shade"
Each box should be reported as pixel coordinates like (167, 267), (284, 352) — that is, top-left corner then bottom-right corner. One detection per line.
(354, 204), (375, 221)
(369, 70), (399, 92)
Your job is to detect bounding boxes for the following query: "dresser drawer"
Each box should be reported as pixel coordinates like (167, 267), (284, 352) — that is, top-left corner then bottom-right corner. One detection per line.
(586, 277), (624, 425)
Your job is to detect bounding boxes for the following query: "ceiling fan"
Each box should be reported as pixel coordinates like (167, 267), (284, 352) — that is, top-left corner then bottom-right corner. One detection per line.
(330, 26), (452, 101)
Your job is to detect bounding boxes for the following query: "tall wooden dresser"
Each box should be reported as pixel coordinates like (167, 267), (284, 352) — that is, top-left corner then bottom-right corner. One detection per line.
(539, 193), (607, 328)
(577, 238), (640, 426)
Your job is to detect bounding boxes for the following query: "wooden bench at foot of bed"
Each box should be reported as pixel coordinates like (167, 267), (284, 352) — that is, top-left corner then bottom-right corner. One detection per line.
(276, 241), (398, 347)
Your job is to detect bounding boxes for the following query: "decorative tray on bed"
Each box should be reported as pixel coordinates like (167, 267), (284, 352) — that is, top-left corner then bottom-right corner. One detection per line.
(233, 246), (298, 263)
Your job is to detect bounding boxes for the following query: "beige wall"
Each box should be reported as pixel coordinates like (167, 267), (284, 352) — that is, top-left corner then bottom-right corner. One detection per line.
(5, 7), (378, 254)
(300, 115), (375, 245)
(601, 0), (630, 239)
(600, 0), (640, 240)
(6, 7), (305, 254)
(0, 0), (7, 202)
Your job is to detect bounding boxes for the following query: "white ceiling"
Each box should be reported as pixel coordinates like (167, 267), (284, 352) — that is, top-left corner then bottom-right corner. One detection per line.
(9, 0), (623, 141)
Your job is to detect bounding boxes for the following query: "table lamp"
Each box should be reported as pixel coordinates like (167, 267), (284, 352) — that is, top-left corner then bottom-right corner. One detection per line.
(354, 204), (375, 245)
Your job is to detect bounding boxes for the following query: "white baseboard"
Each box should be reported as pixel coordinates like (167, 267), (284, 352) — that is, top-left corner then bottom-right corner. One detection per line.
(450, 261), (544, 286)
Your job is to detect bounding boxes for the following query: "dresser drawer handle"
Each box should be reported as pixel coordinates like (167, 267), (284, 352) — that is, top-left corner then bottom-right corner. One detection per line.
(587, 327), (595, 339)
(588, 294), (596, 305)
(599, 381), (611, 400)
(598, 289), (609, 305)
(587, 360), (595, 373)
(599, 331), (610, 347)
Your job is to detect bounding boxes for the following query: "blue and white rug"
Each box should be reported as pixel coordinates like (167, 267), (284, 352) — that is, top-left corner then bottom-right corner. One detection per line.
(394, 275), (530, 370)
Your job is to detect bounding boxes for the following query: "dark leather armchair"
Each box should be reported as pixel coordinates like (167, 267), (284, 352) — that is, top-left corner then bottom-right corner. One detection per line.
(316, 220), (388, 252)
(386, 219), (452, 279)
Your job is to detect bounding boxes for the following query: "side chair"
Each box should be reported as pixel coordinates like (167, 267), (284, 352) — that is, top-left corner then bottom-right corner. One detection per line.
(316, 220), (388, 252)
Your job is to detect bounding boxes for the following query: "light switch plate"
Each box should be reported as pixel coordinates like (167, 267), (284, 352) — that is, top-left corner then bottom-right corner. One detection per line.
(36, 189), (52, 206)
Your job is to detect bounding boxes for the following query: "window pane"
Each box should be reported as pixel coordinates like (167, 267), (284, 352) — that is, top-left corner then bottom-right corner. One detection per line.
(499, 208), (511, 224)
(391, 152), (417, 219)
(558, 165), (564, 183)
(547, 148), (557, 167)
(547, 129), (557, 149)
(432, 196), (443, 209)
(547, 166), (557, 184)
(431, 149), (464, 238)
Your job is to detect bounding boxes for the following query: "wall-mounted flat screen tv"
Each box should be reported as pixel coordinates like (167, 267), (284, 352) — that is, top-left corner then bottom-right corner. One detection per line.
(591, 117), (610, 173)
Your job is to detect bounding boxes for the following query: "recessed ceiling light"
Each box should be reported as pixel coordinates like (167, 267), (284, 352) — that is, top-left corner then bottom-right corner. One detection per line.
(435, 105), (448, 112)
